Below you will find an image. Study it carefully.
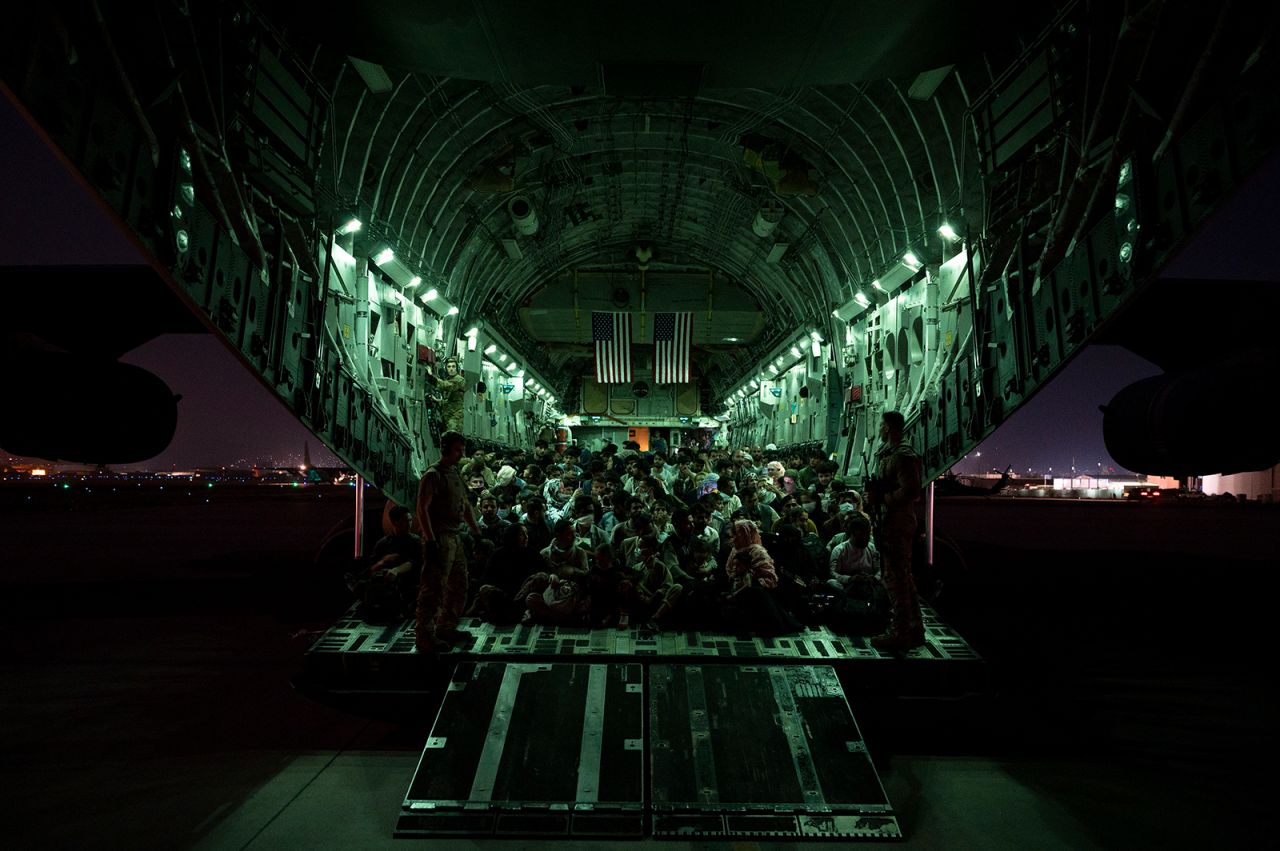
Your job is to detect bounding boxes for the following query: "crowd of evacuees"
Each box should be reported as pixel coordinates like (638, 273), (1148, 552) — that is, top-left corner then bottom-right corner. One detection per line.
(364, 413), (925, 656)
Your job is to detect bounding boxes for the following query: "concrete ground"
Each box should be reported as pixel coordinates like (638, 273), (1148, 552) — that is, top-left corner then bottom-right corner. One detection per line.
(1, 487), (1274, 849)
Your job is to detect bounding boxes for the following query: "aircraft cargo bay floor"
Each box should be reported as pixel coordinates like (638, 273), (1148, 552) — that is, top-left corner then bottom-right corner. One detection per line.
(298, 604), (978, 840)
(298, 603), (983, 699)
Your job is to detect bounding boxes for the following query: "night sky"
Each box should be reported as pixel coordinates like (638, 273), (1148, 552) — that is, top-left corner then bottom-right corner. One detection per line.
(3, 91), (1275, 474)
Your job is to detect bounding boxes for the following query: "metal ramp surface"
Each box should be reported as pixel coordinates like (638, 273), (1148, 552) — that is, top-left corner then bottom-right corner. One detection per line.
(395, 661), (900, 841)
(649, 664), (900, 840)
(396, 662), (645, 838)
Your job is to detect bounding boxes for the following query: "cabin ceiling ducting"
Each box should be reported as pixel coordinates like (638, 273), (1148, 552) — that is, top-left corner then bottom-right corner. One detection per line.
(252, 0), (1052, 395)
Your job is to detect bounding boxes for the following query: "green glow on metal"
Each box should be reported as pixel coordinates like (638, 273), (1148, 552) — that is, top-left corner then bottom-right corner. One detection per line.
(175, 230), (189, 252)
(180, 183), (195, 206)
(1119, 243), (1133, 262)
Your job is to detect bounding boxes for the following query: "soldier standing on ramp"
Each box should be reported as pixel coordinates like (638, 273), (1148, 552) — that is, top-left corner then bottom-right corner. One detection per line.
(864, 411), (925, 652)
(415, 430), (481, 653)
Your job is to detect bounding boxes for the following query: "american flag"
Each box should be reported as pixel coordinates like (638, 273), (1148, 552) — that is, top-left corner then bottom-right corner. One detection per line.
(653, 312), (692, 384)
(592, 311), (632, 384)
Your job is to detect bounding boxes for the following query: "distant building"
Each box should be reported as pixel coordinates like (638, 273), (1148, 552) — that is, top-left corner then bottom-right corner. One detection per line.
(1200, 465), (1280, 502)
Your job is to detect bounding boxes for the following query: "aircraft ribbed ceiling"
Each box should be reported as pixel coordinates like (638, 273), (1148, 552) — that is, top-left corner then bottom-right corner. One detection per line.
(273, 0), (1048, 394)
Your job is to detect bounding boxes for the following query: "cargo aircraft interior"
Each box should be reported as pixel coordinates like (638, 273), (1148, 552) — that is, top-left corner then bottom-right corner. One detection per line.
(2, 0), (1278, 842)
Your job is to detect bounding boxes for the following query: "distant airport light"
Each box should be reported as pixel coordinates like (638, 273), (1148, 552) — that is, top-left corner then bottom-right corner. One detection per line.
(373, 247), (395, 265)
(484, 344), (497, 354)
(423, 288), (439, 301)
(722, 337), (741, 342)
(938, 223), (960, 243)
(407, 276), (422, 288)
(338, 217), (362, 235)
(447, 306), (459, 315)
(902, 251), (921, 269)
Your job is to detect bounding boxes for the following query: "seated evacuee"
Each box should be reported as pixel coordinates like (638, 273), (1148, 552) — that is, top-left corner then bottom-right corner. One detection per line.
(366, 504), (422, 615)
(624, 534), (683, 629)
(473, 523), (546, 624)
(828, 513), (879, 590)
(475, 491), (510, 546)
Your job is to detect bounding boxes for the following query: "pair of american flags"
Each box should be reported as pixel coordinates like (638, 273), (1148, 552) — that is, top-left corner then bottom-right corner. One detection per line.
(592, 311), (692, 384)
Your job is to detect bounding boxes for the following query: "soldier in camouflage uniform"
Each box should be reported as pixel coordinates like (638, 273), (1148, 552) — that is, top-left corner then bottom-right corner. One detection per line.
(864, 411), (925, 652)
(438, 357), (466, 434)
(415, 430), (481, 653)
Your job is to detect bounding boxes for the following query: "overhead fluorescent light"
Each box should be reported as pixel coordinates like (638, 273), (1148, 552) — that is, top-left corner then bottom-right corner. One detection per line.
(337, 217), (361, 235)
(938, 223), (960, 243)
(834, 290), (872, 321)
(407, 276), (422, 288)
(373, 247), (395, 266)
(423, 288), (438, 301)
(484, 344), (496, 354)
(447, 306), (459, 315)
(465, 326), (479, 337)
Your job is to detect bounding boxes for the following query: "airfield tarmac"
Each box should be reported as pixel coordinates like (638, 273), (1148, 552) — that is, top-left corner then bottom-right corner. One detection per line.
(1, 485), (1274, 849)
